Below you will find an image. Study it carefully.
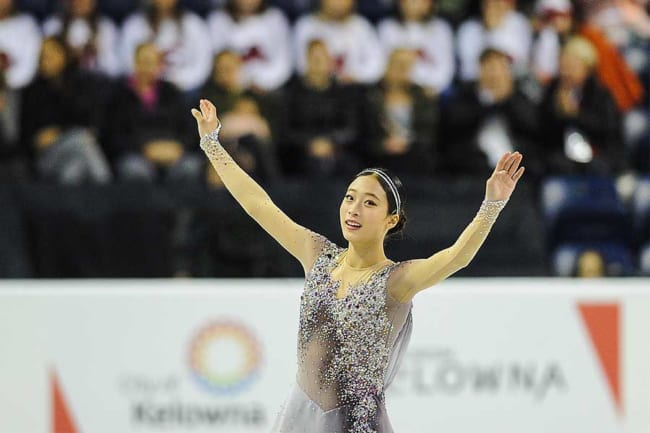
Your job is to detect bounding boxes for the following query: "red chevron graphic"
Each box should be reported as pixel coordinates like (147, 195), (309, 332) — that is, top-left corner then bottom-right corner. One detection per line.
(51, 369), (80, 433)
(578, 303), (622, 416)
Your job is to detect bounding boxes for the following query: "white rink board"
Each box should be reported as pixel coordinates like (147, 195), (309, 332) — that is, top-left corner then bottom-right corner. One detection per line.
(0, 279), (648, 433)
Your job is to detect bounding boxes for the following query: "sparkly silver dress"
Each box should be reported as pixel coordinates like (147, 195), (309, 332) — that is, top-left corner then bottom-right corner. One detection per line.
(272, 236), (413, 433)
(197, 127), (507, 433)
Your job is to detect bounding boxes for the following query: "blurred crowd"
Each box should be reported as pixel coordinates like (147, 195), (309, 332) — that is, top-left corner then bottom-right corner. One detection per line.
(0, 0), (648, 187)
(0, 0), (649, 277)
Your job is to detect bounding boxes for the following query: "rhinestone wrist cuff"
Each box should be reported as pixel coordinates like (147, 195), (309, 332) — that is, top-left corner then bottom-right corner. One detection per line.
(477, 199), (508, 224)
(199, 122), (222, 157)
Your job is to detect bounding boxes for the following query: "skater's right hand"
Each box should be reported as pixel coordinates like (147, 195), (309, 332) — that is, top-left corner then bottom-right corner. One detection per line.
(191, 99), (221, 138)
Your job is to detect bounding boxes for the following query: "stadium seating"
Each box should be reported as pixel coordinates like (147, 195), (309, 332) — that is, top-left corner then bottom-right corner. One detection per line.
(16, 0), (55, 20)
(541, 175), (630, 249)
(640, 243), (650, 276)
(552, 242), (635, 277)
(97, 0), (139, 23)
(632, 176), (650, 245)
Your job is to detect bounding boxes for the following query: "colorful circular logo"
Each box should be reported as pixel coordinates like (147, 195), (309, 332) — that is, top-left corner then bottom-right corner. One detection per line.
(189, 319), (263, 395)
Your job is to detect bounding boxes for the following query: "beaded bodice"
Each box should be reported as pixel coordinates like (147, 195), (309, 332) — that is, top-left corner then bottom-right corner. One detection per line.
(296, 237), (410, 433)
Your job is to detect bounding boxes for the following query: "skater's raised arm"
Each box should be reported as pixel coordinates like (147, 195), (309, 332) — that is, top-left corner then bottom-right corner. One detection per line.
(192, 99), (322, 273)
(388, 152), (525, 303)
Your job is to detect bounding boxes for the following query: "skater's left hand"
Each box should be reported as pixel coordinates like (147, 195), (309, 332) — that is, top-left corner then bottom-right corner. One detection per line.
(485, 151), (525, 201)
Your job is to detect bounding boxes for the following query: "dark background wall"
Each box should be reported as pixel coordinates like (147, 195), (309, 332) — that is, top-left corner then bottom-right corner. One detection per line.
(0, 176), (547, 278)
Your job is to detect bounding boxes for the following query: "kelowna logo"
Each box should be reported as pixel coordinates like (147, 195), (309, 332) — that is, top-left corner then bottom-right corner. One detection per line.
(389, 301), (623, 417)
(188, 319), (263, 396)
(50, 320), (266, 433)
(391, 349), (569, 400)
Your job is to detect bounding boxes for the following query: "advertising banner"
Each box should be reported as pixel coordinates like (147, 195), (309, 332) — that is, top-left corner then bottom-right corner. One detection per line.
(0, 279), (648, 433)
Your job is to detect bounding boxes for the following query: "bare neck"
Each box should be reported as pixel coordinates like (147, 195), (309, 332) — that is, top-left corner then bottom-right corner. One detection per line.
(345, 241), (389, 269)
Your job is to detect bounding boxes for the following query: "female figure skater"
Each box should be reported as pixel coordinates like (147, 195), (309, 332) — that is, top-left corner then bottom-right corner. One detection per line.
(191, 99), (524, 433)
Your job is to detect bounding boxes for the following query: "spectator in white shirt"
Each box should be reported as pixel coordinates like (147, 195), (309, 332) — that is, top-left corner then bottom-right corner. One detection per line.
(43, 0), (121, 77)
(457, 0), (532, 81)
(378, 0), (455, 94)
(293, 0), (385, 84)
(0, 0), (41, 89)
(120, 0), (212, 92)
(531, 0), (574, 84)
(207, 0), (292, 91)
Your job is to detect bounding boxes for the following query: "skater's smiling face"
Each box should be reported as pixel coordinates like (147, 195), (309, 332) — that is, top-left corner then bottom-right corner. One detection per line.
(339, 173), (403, 243)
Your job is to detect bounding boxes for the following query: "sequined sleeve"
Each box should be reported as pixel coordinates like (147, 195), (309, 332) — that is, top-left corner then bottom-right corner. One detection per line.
(199, 125), (325, 273)
(390, 199), (508, 302)
(304, 233), (342, 277)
